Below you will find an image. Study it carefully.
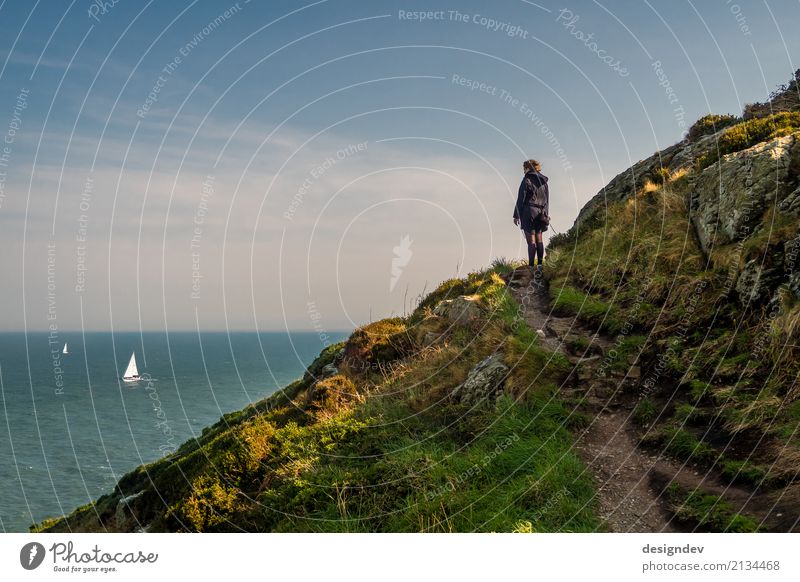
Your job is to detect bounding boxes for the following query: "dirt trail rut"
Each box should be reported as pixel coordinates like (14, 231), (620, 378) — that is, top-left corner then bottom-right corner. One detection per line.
(504, 266), (794, 532)
(505, 267), (679, 532)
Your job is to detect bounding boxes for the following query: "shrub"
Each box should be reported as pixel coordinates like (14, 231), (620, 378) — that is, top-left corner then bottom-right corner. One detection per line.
(490, 256), (522, 276)
(744, 69), (800, 119)
(548, 229), (575, 249)
(305, 374), (358, 417)
(169, 475), (243, 532)
(687, 114), (738, 141)
(697, 112), (800, 169)
(341, 318), (409, 375)
(650, 166), (672, 185)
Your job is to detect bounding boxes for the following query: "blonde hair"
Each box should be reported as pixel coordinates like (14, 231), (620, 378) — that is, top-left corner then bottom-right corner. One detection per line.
(523, 159), (541, 172)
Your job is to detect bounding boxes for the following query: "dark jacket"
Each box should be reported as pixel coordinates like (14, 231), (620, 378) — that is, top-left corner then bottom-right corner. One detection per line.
(513, 171), (549, 232)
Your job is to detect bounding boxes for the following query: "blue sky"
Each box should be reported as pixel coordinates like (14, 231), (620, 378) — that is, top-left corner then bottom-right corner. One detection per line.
(1, 0), (798, 331)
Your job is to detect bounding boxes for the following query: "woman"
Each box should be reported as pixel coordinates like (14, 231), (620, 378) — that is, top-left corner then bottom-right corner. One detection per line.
(513, 159), (550, 268)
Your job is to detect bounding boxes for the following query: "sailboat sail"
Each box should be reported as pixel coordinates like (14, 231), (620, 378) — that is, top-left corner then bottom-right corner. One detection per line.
(62, 343), (69, 354)
(122, 352), (140, 381)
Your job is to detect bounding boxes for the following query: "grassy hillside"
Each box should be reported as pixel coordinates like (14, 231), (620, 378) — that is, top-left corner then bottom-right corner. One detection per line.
(545, 108), (800, 528)
(36, 267), (599, 533)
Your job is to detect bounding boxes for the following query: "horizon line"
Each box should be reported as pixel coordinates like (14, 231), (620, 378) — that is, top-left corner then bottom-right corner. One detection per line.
(0, 329), (355, 334)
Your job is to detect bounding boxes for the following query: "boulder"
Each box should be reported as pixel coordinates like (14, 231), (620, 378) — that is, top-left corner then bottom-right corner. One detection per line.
(451, 353), (509, 406)
(433, 295), (484, 325)
(690, 134), (797, 255)
(319, 363), (339, 378)
(115, 490), (145, 530)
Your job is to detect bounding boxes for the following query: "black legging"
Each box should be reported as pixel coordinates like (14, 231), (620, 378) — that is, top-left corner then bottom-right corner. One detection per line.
(523, 230), (544, 266)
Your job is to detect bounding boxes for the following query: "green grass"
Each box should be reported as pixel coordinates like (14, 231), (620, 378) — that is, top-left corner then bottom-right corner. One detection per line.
(668, 483), (759, 532)
(673, 403), (702, 424)
(545, 162), (800, 489)
(550, 285), (621, 333)
(633, 398), (658, 426)
(655, 427), (768, 488)
(661, 428), (719, 465)
(609, 335), (647, 370)
(565, 335), (590, 355)
(688, 380), (712, 402)
(772, 400), (800, 441)
(718, 459), (767, 487)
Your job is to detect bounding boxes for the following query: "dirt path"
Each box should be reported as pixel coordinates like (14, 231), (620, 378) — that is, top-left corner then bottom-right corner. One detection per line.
(506, 267), (678, 532)
(505, 266), (794, 533)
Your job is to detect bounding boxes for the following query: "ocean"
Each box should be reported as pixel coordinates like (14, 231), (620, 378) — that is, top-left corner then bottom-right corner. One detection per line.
(0, 331), (348, 532)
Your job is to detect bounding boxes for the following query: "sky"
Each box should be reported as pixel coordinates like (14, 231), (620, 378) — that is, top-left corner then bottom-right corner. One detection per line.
(0, 0), (798, 332)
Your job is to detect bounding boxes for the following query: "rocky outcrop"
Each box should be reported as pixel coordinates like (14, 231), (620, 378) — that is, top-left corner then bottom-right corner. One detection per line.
(114, 490), (145, 531)
(778, 184), (800, 216)
(567, 125), (800, 307)
(451, 352), (509, 406)
(689, 134), (798, 255)
(433, 294), (484, 325)
(573, 130), (725, 230)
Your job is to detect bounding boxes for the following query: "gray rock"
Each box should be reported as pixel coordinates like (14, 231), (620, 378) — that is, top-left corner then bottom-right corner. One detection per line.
(320, 363), (339, 378)
(690, 134), (796, 255)
(115, 490), (145, 530)
(451, 353), (509, 406)
(789, 272), (800, 299)
(573, 130), (728, 232)
(433, 294), (484, 325)
(778, 184), (800, 216)
(568, 354), (601, 366)
(735, 260), (784, 305)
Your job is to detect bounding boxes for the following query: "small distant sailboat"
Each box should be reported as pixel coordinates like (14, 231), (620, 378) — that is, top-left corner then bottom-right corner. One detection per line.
(62, 343), (69, 355)
(122, 352), (140, 383)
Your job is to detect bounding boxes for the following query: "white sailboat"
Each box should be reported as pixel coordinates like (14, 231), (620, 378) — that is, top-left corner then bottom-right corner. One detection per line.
(62, 343), (69, 355)
(122, 352), (140, 382)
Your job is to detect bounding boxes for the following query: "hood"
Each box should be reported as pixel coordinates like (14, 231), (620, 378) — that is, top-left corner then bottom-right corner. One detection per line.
(526, 170), (548, 186)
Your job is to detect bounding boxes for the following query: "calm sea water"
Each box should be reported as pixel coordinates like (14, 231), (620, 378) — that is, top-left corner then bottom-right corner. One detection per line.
(0, 331), (348, 532)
